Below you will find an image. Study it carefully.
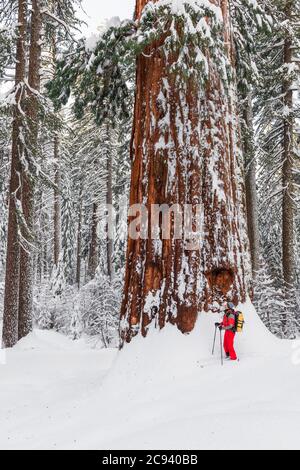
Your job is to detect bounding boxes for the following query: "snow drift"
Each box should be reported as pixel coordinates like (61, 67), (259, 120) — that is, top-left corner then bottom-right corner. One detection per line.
(0, 301), (299, 450)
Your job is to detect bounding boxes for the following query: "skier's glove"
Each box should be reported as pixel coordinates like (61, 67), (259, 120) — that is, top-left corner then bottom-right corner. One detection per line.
(215, 322), (220, 327)
(218, 325), (223, 331)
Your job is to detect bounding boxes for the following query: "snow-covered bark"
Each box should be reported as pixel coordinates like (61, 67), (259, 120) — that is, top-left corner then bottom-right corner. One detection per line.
(0, 124), (9, 276)
(76, 179), (83, 289)
(2, 0), (27, 348)
(87, 202), (99, 280)
(106, 134), (114, 281)
(53, 135), (61, 268)
(243, 93), (260, 276)
(18, 0), (42, 341)
(282, 0), (296, 291)
(229, 0), (271, 278)
(121, 0), (251, 342)
(255, 0), (299, 328)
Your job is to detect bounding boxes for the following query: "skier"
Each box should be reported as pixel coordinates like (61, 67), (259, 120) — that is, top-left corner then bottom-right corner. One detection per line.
(215, 302), (237, 361)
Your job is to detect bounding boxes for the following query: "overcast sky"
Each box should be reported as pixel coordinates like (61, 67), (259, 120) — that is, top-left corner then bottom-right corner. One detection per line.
(80, 0), (136, 34)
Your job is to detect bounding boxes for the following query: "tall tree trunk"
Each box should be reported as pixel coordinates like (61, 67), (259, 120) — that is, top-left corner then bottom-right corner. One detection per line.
(282, 0), (295, 291)
(87, 203), (98, 279)
(53, 135), (61, 267)
(106, 131), (113, 281)
(121, 0), (250, 342)
(35, 188), (43, 285)
(243, 93), (260, 276)
(51, 34), (61, 268)
(76, 180), (83, 289)
(18, 0), (42, 340)
(43, 243), (48, 280)
(2, 0), (27, 348)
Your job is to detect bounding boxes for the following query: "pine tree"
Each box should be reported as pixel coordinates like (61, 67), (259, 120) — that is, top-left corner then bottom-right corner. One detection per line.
(281, 0), (299, 295)
(254, 262), (286, 336)
(0, 2), (15, 80)
(1, 0), (84, 347)
(230, 0), (272, 276)
(255, 0), (300, 330)
(2, 0), (27, 348)
(18, 0), (43, 341)
(51, 171), (76, 295)
(113, 117), (132, 273)
(53, 133), (61, 268)
(0, 111), (10, 276)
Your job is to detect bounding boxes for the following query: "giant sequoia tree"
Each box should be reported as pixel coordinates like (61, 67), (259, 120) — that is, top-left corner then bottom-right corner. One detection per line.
(47, 0), (252, 343)
(120, 0), (251, 342)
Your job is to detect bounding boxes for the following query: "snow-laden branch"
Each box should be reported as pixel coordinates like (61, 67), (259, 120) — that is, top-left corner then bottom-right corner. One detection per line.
(41, 9), (79, 44)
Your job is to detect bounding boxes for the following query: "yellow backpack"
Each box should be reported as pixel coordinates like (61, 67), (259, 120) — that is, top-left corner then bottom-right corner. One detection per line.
(235, 311), (245, 333)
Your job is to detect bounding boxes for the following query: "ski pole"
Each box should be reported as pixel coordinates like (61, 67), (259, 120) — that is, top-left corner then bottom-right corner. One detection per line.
(220, 327), (223, 366)
(212, 325), (217, 355)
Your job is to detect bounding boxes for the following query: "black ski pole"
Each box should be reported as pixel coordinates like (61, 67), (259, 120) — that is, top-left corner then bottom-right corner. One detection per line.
(220, 327), (223, 366)
(212, 325), (217, 355)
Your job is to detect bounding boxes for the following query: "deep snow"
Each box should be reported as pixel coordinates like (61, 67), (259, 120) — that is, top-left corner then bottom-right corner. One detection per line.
(0, 301), (300, 450)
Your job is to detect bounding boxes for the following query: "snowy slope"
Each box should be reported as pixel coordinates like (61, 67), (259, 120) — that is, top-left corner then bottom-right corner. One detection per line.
(0, 302), (300, 450)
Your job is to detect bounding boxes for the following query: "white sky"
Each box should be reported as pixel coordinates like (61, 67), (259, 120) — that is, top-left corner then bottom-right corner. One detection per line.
(80, 0), (136, 34)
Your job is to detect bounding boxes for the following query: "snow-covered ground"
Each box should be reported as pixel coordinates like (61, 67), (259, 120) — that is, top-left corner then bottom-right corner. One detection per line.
(0, 301), (300, 450)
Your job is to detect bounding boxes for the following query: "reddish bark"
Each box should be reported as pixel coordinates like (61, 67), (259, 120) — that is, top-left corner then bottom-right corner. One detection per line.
(2, 0), (27, 348)
(282, 0), (295, 291)
(18, 0), (42, 340)
(121, 0), (251, 342)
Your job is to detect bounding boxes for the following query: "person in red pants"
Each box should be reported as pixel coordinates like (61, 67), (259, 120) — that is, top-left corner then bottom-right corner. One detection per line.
(216, 302), (237, 361)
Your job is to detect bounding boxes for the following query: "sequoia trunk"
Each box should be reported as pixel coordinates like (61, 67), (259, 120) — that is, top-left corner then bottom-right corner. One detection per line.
(121, 0), (251, 342)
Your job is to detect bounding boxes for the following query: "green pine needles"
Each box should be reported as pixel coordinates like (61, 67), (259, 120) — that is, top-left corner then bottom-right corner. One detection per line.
(47, 1), (235, 125)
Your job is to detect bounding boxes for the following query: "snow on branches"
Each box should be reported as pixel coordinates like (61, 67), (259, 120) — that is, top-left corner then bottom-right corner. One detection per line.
(48, 0), (233, 125)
